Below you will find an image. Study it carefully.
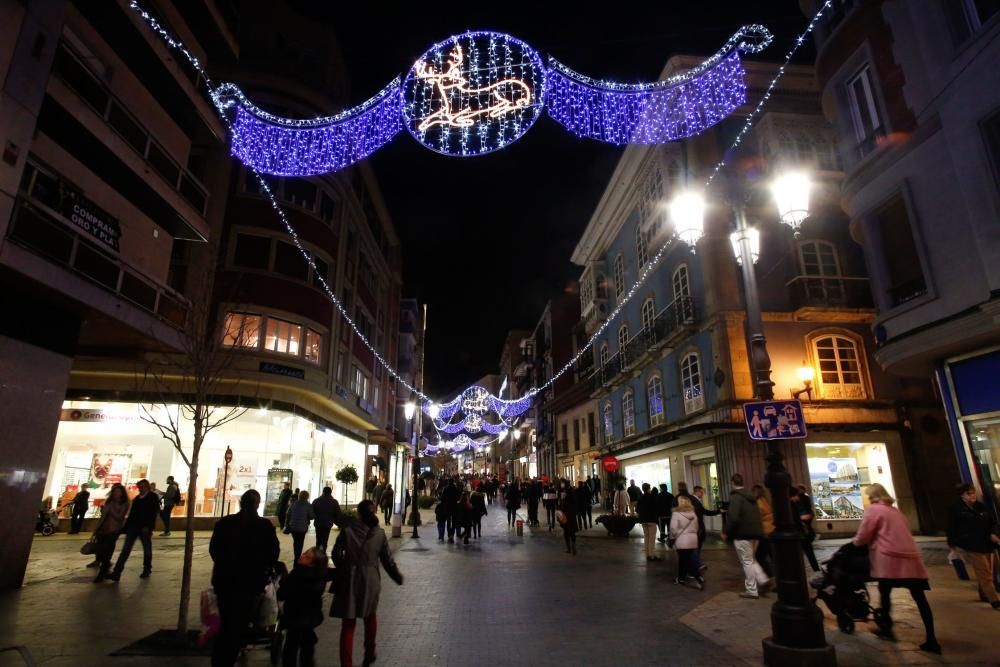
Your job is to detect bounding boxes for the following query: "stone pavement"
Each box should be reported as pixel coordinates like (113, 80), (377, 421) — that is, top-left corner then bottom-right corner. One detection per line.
(0, 507), (997, 666)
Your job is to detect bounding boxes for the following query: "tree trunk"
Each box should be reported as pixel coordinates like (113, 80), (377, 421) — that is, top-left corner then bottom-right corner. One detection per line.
(176, 433), (201, 640)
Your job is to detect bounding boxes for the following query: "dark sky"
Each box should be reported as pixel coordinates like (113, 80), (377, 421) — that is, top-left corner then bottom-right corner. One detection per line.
(324, 2), (813, 397)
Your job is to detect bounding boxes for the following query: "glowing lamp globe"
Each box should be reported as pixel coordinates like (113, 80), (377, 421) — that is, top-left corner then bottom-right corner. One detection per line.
(772, 172), (811, 228)
(797, 364), (815, 384)
(730, 226), (761, 265)
(670, 192), (706, 250)
(404, 401), (416, 420)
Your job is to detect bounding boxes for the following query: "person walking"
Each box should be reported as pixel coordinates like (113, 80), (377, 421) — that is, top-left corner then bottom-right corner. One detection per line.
(378, 484), (394, 526)
(276, 482), (293, 531)
(853, 483), (940, 653)
(559, 480), (578, 555)
(454, 491), (473, 544)
(91, 483), (129, 583)
(209, 489), (279, 667)
(158, 476), (180, 536)
(504, 481), (522, 528)
(68, 486), (90, 534)
(626, 479), (642, 514)
(470, 485), (487, 539)
(789, 485), (820, 572)
(656, 483), (674, 544)
(542, 483), (558, 531)
(312, 487), (341, 553)
(526, 480), (541, 527)
(720, 474), (769, 599)
(577, 480), (593, 529)
(365, 476), (377, 501)
(670, 495), (704, 590)
(287, 490), (314, 562)
(591, 475), (602, 507)
(637, 483), (661, 561)
(752, 484), (775, 577)
(279, 547), (329, 667)
(613, 484), (631, 516)
(947, 483), (1000, 608)
(330, 500), (403, 667)
(110, 479), (158, 581)
(692, 485), (721, 550)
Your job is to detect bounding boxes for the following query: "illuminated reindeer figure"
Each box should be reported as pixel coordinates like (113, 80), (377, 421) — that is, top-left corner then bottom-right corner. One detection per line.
(414, 43), (533, 132)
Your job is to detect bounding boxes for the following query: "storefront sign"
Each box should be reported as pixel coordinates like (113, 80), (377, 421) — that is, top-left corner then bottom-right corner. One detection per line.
(602, 456), (619, 472)
(743, 399), (806, 440)
(60, 408), (139, 423)
(259, 361), (305, 379)
(61, 191), (121, 251)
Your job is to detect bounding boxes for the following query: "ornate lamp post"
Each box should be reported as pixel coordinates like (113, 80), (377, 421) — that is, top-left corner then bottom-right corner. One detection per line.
(669, 172), (835, 666)
(404, 397), (421, 537)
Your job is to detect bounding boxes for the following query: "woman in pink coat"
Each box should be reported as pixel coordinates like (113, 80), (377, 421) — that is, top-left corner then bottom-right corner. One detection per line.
(852, 484), (940, 654)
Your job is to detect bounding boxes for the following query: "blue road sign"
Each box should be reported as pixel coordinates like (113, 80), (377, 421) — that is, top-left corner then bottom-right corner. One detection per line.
(743, 399), (807, 440)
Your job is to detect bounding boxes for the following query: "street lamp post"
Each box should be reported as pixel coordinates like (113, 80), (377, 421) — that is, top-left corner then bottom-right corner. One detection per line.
(404, 398), (423, 537)
(671, 173), (834, 666)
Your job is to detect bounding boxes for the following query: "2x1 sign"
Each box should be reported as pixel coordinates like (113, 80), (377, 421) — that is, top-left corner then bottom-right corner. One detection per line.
(743, 399), (807, 440)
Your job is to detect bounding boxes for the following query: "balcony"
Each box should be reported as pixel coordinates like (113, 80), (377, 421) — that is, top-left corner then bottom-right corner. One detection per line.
(786, 275), (873, 311)
(7, 198), (189, 329)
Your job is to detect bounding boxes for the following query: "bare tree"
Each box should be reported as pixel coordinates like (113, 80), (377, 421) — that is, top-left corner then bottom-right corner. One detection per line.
(138, 262), (254, 639)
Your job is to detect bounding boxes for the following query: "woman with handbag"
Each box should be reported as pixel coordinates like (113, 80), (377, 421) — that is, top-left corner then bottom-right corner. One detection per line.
(90, 483), (129, 583)
(330, 500), (403, 667)
(670, 496), (704, 590)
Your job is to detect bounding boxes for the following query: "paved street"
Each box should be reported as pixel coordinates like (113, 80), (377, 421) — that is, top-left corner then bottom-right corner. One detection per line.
(1, 505), (998, 666)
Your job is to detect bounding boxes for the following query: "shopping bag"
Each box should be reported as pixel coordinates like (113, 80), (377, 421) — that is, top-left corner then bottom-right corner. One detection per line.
(256, 580), (279, 628)
(197, 588), (220, 647)
(80, 537), (97, 556)
(948, 549), (970, 580)
(555, 510), (567, 525)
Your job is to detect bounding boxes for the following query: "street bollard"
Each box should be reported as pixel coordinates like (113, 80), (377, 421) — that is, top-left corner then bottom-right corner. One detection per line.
(515, 519), (523, 536)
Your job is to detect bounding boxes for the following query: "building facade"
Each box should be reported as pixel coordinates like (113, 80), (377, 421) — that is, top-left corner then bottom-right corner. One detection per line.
(572, 56), (954, 536)
(807, 0), (999, 519)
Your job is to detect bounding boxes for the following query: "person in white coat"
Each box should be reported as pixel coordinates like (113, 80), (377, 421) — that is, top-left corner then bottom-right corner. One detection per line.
(612, 484), (631, 516)
(670, 496), (705, 590)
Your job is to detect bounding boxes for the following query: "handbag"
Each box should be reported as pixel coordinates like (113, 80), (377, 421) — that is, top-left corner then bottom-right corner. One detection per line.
(197, 588), (221, 647)
(256, 579), (279, 628)
(80, 537), (98, 556)
(555, 510), (567, 525)
(948, 548), (970, 580)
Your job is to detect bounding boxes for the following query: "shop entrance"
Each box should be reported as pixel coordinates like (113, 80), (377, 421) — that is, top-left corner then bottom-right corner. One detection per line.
(965, 417), (1000, 520)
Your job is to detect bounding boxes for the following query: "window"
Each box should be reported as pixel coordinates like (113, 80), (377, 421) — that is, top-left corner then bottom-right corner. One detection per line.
(603, 401), (614, 443)
(946, 0), (1000, 42)
(587, 412), (596, 448)
(304, 329), (322, 364)
(613, 254), (625, 300)
(641, 298), (656, 337)
(264, 317), (302, 356)
(233, 234), (271, 270)
(667, 161), (681, 189)
(222, 312), (261, 348)
(354, 307), (373, 341)
(636, 223), (649, 269)
(320, 192), (337, 223)
(373, 382), (381, 410)
(573, 419), (581, 451)
(335, 348), (346, 382)
(561, 423), (569, 449)
(580, 274), (593, 309)
(351, 365), (369, 399)
(622, 390), (636, 437)
(599, 342), (610, 368)
(284, 179), (317, 210)
(648, 376), (664, 427)
(274, 241), (309, 281)
(672, 264), (694, 322)
(618, 325), (630, 354)
(872, 195), (927, 307)
(595, 273), (608, 299)
(637, 164), (663, 226)
(847, 66), (885, 154)
(681, 353), (704, 414)
(812, 334), (867, 399)
(799, 240), (845, 303)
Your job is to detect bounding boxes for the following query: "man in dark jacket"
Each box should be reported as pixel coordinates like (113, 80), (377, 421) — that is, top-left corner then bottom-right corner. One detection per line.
(527, 480), (542, 527)
(210, 489), (280, 667)
(720, 473), (769, 599)
(110, 479), (158, 580)
(576, 481), (593, 529)
(692, 485), (721, 548)
(656, 484), (674, 543)
(276, 482), (293, 530)
(626, 479), (642, 514)
(439, 480), (460, 542)
(312, 486), (341, 552)
(160, 475), (180, 536)
(69, 487), (90, 534)
(504, 482), (522, 528)
(947, 483), (1000, 607)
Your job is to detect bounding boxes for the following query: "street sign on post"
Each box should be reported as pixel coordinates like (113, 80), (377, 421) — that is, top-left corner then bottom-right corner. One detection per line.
(602, 456), (619, 472)
(743, 399), (806, 440)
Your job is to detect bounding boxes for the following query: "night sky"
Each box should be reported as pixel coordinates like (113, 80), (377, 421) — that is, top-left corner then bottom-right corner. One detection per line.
(323, 2), (813, 397)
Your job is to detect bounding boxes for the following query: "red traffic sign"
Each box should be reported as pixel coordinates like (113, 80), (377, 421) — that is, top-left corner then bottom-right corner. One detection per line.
(602, 456), (619, 472)
(224, 446), (233, 463)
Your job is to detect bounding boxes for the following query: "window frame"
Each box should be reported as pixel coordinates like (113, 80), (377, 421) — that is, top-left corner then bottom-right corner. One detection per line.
(603, 401), (615, 443)
(641, 297), (656, 336)
(622, 390), (636, 437)
(599, 342), (610, 368)
(618, 324), (630, 355)
(613, 254), (625, 300)
(647, 375), (665, 427)
(680, 352), (705, 414)
(222, 312), (261, 349)
(807, 330), (870, 400)
(846, 65), (885, 148)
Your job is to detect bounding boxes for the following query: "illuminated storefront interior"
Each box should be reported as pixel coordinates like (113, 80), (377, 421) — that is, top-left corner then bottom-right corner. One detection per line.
(805, 442), (896, 521)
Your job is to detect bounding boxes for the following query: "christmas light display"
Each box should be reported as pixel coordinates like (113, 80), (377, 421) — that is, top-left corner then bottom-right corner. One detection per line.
(209, 27), (773, 175)
(130, 0), (831, 421)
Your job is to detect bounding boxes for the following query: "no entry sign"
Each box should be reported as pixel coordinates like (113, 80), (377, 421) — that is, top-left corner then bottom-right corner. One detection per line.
(602, 456), (619, 472)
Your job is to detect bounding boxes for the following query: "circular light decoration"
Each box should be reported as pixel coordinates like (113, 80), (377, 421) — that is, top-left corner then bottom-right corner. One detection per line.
(401, 31), (546, 156)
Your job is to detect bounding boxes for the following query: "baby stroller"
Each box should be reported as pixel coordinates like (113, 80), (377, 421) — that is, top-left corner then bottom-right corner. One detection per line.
(241, 562), (286, 665)
(810, 542), (888, 634)
(35, 509), (58, 536)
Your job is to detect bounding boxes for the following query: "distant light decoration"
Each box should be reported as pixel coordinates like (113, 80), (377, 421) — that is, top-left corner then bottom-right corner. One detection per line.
(402, 32), (545, 156)
(209, 26), (773, 176)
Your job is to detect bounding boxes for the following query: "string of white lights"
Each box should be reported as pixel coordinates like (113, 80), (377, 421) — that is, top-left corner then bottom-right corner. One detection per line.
(128, 1), (430, 402)
(704, 0), (834, 188)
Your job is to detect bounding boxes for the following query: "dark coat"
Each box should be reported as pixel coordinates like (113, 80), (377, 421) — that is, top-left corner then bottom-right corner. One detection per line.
(656, 491), (674, 518)
(505, 486), (522, 509)
(123, 492), (160, 532)
(438, 484), (459, 515)
(948, 498), (998, 554)
(560, 489), (578, 535)
(210, 511), (280, 596)
(453, 500), (472, 528)
(636, 493), (659, 523)
(725, 488), (763, 540)
(276, 489), (293, 515)
(72, 490), (90, 510)
(279, 564), (328, 629)
(312, 494), (341, 529)
(329, 522), (402, 619)
(470, 491), (487, 518)
(576, 484), (592, 505)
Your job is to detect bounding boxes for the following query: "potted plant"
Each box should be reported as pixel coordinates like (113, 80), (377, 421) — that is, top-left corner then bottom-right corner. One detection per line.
(335, 464), (359, 504)
(596, 513), (639, 537)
